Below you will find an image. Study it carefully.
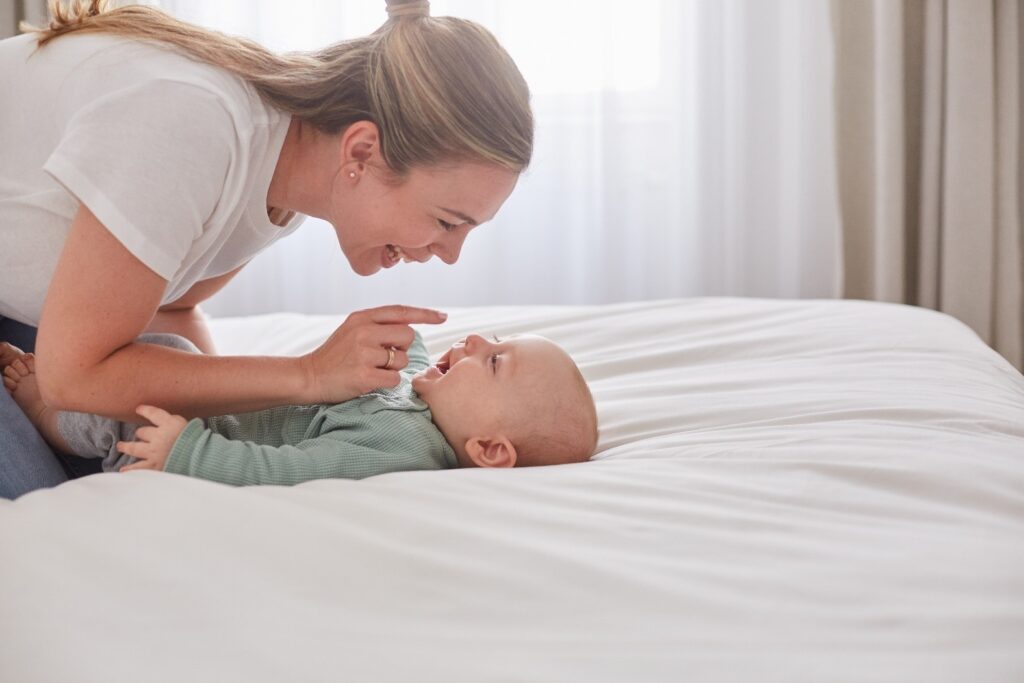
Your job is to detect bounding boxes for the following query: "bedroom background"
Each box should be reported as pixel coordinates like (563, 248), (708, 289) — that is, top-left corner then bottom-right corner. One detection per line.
(1, 0), (1020, 371)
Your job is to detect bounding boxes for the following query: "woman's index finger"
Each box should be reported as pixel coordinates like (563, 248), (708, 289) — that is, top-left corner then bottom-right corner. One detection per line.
(364, 305), (448, 325)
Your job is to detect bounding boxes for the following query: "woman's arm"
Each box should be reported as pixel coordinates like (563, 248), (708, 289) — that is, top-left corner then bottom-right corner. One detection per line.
(34, 205), (308, 421)
(35, 205), (446, 422)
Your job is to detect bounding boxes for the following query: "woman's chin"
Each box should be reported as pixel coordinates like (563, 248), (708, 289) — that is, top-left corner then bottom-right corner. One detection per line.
(349, 256), (381, 277)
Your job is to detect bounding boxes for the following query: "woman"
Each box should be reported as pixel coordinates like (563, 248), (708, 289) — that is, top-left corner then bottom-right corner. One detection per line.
(0, 0), (532, 498)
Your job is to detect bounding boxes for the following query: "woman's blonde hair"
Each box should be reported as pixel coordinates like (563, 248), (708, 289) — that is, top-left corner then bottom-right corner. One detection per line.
(23, 0), (533, 175)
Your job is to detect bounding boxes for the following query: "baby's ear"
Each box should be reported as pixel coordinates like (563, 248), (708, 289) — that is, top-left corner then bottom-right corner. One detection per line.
(464, 436), (517, 469)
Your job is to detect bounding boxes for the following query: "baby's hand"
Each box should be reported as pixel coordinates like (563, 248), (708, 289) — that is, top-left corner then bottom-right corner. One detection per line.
(118, 405), (188, 473)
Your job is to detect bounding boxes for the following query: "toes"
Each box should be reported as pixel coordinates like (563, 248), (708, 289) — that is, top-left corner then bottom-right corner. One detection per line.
(3, 370), (19, 392)
(0, 342), (25, 368)
(11, 358), (29, 378)
(23, 354), (35, 373)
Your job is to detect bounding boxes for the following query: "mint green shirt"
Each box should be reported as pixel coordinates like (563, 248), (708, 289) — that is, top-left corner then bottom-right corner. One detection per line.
(164, 332), (457, 486)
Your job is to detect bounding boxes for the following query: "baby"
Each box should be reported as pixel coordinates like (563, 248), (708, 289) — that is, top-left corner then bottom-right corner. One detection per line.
(2, 330), (597, 486)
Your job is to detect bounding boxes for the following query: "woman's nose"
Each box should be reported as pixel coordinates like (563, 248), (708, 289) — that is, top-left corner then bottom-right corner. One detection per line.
(432, 232), (467, 265)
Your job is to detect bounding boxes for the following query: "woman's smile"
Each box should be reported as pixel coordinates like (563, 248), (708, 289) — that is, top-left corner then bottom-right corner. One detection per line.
(383, 244), (431, 268)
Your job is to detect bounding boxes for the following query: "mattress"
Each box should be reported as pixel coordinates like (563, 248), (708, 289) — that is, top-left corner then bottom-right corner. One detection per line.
(2, 298), (1023, 682)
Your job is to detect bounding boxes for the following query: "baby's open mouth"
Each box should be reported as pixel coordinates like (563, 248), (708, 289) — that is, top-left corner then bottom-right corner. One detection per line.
(435, 357), (450, 374)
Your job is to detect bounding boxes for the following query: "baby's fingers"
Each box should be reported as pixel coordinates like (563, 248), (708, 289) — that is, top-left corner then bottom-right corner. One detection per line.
(136, 404), (186, 427)
(135, 404), (174, 425)
(117, 440), (146, 459)
(134, 426), (157, 443)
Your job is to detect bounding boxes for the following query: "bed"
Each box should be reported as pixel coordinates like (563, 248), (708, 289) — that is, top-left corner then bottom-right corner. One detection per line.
(2, 297), (1023, 681)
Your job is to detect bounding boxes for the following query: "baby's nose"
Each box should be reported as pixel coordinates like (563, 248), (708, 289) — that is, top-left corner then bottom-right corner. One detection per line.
(464, 334), (487, 354)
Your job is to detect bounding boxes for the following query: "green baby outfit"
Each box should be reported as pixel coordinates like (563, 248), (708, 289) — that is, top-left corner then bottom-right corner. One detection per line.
(56, 331), (457, 486)
(165, 331), (457, 485)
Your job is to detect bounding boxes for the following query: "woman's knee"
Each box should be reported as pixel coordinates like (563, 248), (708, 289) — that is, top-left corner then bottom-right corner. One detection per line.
(0, 389), (66, 499)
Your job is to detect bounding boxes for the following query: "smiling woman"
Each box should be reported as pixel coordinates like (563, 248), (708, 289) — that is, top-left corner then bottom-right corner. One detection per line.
(0, 0), (534, 498)
(303, 142), (520, 275)
(158, 0), (840, 316)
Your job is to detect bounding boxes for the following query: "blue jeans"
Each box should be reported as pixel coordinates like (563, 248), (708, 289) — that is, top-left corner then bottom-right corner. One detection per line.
(0, 316), (102, 499)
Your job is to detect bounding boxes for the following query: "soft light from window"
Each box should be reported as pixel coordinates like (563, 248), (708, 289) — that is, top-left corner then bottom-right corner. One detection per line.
(488, 0), (662, 94)
(164, 0), (662, 94)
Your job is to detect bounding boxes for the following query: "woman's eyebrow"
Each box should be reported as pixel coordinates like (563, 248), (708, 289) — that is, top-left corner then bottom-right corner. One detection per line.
(437, 206), (479, 226)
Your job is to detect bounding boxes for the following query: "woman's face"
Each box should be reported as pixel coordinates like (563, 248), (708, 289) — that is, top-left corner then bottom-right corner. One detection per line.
(328, 161), (519, 276)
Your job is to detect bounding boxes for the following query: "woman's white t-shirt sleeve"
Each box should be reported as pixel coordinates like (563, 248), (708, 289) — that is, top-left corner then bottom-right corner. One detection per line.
(42, 80), (234, 281)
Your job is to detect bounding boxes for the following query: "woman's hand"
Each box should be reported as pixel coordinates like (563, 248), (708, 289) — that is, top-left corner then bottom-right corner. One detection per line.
(301, 305), (447, 404)
(118, 405), (189, 472)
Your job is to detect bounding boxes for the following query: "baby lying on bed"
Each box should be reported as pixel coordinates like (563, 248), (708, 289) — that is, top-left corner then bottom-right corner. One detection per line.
(2, 331), (597, 486)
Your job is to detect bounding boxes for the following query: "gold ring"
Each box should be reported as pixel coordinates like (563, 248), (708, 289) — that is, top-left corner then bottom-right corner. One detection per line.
(383, 346), (395, 370)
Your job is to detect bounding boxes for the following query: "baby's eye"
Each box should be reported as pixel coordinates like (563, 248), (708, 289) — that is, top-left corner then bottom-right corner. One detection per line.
(438, 219), (457, 232)
(490, 353), (499, 373)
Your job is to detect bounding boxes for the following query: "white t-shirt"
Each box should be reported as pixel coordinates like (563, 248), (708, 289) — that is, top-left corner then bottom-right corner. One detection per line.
(0, 32), (305, 326)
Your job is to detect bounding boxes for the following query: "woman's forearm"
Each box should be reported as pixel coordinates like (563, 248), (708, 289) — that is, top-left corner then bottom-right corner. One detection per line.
(40, 342), (314, 422)
(33, 208), (310, 420)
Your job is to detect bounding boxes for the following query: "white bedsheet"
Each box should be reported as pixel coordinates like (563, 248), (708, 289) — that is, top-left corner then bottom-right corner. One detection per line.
(2, 298), (1023, 682)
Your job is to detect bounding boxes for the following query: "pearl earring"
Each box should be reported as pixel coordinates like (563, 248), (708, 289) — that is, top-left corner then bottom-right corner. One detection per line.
(348, 171), (357, 179)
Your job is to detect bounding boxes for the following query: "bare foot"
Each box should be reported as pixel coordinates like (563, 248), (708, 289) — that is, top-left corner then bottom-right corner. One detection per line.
(0, 341), (24, 370)
(3, 351), (73, 454)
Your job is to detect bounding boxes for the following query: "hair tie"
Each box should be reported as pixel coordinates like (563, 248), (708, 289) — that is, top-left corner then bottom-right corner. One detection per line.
(386, 1), (430, 20)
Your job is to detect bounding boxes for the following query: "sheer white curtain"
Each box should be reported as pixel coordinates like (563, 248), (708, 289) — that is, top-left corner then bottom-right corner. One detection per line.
(160, 0), (840, 316)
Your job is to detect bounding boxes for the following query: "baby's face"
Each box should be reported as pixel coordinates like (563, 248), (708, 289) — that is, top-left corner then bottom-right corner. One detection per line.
(411, 333), (576, 455)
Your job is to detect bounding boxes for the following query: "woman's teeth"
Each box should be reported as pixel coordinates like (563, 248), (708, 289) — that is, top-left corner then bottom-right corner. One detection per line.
(386, 245), (414, 263)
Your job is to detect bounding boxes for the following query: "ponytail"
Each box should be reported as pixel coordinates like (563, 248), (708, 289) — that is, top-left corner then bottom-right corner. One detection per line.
(24, 0), (533, 174)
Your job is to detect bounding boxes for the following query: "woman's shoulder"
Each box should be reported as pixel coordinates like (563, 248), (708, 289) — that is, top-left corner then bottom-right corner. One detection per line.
(29, 33), (271, 124)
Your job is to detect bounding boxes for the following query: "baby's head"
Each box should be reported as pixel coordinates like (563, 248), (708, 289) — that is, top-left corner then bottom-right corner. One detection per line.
(411, 334), (597, 468)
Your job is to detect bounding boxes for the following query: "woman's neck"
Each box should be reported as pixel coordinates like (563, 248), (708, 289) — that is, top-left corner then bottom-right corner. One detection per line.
(267, 117), (334, 221)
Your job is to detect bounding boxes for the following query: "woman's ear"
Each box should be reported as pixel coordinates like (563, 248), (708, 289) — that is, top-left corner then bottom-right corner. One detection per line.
(339, 120), (380, 167)
(464, 436), (517, 469)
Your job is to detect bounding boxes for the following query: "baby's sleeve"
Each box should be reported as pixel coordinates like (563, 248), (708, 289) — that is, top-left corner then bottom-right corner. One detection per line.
(164, 419), (449, 486)
(403, 330), (431, 375)
(43, 80), (235, 280)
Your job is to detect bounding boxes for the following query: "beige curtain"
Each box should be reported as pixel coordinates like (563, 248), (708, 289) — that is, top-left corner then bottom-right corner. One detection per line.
(832, 0), (1023, 371)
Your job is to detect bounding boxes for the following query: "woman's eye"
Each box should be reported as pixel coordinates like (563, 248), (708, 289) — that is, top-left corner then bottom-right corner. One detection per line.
(491, 334), (502, 343)
(438, 219), (457, 232)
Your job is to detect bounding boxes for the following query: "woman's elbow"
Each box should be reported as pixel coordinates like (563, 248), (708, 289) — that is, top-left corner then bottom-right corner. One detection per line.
(34, 362), (85, 411)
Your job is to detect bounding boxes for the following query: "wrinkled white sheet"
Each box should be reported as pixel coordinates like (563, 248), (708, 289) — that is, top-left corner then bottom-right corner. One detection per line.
(2, 298), (1023, 682)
